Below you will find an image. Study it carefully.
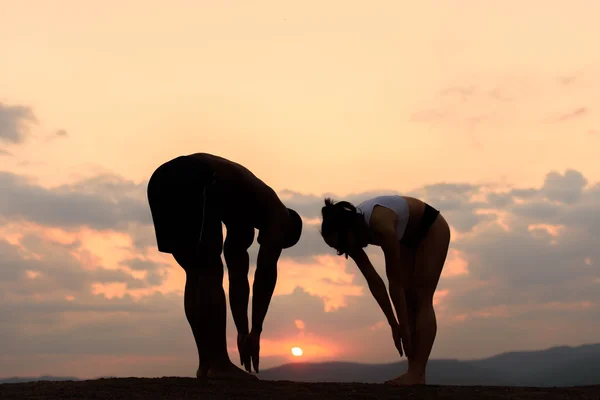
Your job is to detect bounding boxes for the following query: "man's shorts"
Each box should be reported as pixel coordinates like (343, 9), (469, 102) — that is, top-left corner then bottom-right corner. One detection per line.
(147, 155), (219, 254)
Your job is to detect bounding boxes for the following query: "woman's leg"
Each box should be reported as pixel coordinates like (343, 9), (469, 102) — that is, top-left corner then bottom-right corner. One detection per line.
(380, 242), (420, 382)
(404, 289), (421, 380)
(388, 214), (451, 385)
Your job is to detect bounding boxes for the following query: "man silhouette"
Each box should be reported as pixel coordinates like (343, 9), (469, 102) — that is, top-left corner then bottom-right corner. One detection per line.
(147, 153), (302, 380)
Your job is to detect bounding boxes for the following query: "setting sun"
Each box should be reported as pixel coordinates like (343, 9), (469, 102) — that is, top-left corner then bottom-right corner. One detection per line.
(291, 347), (303, 357)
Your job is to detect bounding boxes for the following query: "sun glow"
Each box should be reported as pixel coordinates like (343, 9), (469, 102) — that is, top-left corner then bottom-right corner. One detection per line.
(291, 347), (303, 357)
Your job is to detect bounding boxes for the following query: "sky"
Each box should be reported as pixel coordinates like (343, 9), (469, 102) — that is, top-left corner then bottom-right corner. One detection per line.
(1, 0), (600, 379)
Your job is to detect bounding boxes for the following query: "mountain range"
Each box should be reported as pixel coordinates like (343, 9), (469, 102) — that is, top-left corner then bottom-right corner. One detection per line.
(2, 343), (599, 387)
(260, 343), (600, 386)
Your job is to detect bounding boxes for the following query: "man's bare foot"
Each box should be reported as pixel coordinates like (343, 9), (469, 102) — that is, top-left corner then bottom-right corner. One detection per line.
(207, 361), (259, 381)
(196, 366), (209, 379)
(385, 371), (425, 386)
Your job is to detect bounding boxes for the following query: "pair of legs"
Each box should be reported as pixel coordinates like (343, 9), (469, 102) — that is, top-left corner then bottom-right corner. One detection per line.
(147, 157), (255, 380)
(387, 212), (451, 386)
(172, 234), (256, 381)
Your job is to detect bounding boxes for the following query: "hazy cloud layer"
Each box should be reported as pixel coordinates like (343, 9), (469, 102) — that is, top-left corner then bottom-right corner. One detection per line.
(555, 107), (588, 122)
(0, 172), (151, 231)
(0, 102), (38, 144)
(1, 168), (599, 378)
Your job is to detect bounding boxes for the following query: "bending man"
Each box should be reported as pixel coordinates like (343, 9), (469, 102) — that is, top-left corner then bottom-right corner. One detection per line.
(147, 153), (303, 380)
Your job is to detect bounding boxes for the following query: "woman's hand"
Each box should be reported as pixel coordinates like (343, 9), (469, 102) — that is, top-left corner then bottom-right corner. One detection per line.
(242, 330), (261, 373)
(237, 332), (249, 368)
(391, 323), (414, 359)
(391, 323), (404, 357)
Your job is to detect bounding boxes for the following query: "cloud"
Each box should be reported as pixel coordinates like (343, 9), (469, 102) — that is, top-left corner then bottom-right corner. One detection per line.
(120, 257), (168, 272)
(541, 169), (588, 204)
(440, 85), (476, 101)
(0, 102), (38, 144)
(410, 81), (518, 128)
(557, 73), (582, 86)
(442, 175), (600, 321)
(119, 257), (170, 286)
(279, 169), (600, 318)
(408, 83), (519, 142)
(0, 171), (151, 231)
(0, 148), (12, 157)
(44, 129), (69, 143)
(1, 168), (600, 378)
(555, 107), (588, 122)
(487, 88), (513, 102)
(439, 85), (514, 103)
(276, 182), (489, 263)
(0, 234), (153, 298)
(410, 109), (448, 123)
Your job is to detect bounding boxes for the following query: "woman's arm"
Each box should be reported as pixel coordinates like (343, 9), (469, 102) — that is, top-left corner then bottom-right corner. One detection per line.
(370, 206), (414, 358)
(379, 235), (413, 357)
(349, 249), (399, 328)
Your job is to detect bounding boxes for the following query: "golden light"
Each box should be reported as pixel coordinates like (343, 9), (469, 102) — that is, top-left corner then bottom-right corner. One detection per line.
(291, 347), (303, 357)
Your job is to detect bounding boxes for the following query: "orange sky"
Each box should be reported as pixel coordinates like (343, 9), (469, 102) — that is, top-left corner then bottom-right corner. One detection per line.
(1, 0), (599, 379)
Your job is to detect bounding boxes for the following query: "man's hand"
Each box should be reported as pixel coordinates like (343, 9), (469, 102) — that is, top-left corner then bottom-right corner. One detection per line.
(249, 241), (280, 373)
(224, 229), (254, 366)
(242, 330), (261, 373)
(237, 332), (250, 367)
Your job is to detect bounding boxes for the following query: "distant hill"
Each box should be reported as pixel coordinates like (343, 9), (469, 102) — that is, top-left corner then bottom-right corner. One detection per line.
(259, 359), (512, 385)
(467, 343), (600, 385)
(260, 343), (600, 386)
(0, 375), (80, 384)
(2, 343), (599, 386)
(526, 354), (600, 387)
(260, 360), (510, 386)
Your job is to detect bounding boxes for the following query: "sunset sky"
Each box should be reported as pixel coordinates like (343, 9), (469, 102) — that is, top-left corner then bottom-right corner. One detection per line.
(1, 0), (600, 379)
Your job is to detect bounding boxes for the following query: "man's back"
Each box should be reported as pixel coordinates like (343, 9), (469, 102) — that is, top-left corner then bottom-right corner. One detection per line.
(187, 153), (285, 231)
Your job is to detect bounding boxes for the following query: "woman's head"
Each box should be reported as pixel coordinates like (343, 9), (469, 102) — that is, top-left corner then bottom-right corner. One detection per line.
(320, 198), (369, 258)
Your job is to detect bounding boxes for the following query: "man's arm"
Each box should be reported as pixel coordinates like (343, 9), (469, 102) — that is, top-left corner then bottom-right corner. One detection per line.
(251, 243), (281, 333)
(224, 245), (250, 336)
(223, 228), (255, 336)
(349, 249), (399, 328)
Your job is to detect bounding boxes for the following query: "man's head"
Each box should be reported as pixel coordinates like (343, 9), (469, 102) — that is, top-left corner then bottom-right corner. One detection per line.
(320, 198), (369, 258)
(282, 208), (303, 249)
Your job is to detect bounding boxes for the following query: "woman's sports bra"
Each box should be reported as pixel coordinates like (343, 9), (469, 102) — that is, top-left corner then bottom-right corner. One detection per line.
(356, 195), (410, 240)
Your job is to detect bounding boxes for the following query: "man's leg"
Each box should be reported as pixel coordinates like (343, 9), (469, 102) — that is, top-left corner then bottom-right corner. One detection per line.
(183, 272), (209, 378)
(173, 243), (257, 380)
(173, 247), (219, 377)
(200, 252), (232, 371)
(388, 215), (450, 386)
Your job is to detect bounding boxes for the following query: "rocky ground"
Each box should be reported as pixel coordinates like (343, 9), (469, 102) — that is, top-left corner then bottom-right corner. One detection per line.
(1, 377), (599, 399)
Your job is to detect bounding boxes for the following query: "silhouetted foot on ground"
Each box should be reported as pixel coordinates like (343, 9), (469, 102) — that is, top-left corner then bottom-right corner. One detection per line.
(196, 366), (210, 379)
(385, 371), (425, 386)
(207, 361), (259, 381)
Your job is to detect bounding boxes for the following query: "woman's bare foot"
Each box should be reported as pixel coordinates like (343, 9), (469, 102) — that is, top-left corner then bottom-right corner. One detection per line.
(385, 371), (425, 386)
(207, 361), (259, 381)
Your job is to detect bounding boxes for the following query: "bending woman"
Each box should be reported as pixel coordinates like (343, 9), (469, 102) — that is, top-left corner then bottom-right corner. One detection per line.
(320, 195), (450, 385)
